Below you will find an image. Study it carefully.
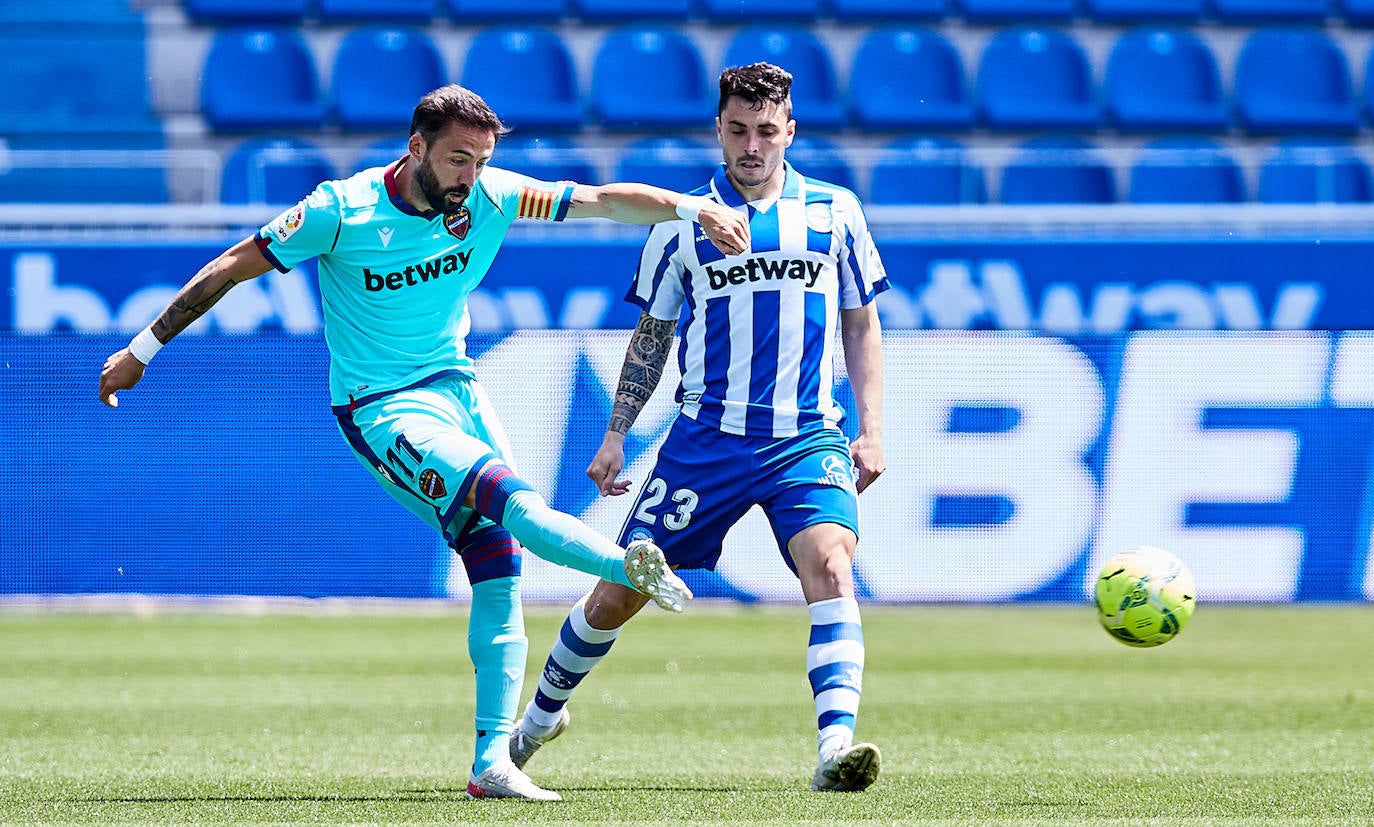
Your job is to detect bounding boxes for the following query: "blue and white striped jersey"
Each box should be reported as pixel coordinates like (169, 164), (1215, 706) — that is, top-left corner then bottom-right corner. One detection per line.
(629, 162), (889, 438)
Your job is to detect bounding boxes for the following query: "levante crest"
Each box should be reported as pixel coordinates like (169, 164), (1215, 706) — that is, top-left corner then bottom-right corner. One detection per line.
(444, 206), (471, 240)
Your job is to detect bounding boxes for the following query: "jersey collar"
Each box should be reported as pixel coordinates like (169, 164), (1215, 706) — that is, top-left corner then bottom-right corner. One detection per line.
(384, 157), (440, 219)
(710, 161), (801, 208)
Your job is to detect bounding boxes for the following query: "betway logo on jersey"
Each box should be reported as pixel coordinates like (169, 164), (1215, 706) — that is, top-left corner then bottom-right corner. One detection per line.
(705, 256), (823, 290)
(364, 251), (472, 292)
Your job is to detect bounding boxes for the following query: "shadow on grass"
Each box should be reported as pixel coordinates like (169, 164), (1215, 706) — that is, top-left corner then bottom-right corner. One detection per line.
(80, 784), (746, 803)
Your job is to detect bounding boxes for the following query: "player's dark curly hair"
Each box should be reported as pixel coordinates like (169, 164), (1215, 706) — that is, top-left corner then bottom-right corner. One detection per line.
(410, 84), (511, 145)
(718, 62), (793, 118)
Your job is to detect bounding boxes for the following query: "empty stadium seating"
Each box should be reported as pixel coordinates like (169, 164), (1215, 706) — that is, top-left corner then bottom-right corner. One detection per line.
(1084, 0), (1205, 21)
(201, 28), (325, 132)
(615, 136), (719, 192)
(350, 138), (409, 175)
(787, 135), (856, 191)
(1258, 138), (1374, 203)
(495, 135), (601, 183)
(592, 27), (711, 129)
(1128, 136), (1246, 202)
(702, 0), (823, 21)
(319, 0), (436, 21)
(1234, 29), (1359, 134)
(16, 0), (1374, 207)
(0, 134), (168, 203)
(849, 28), (974, 130)
(1105, 28), (1228, 130)
(869, 136), (988, 205)
(333, 28), (445, 132)
(221, 137), (336, 204)
(722, 27), (845, 130)
(1000, 136), (1117, 203)
(462, 27), (583, 132)
(978, 28), (1099, 130)
(448, 0), (566, 19)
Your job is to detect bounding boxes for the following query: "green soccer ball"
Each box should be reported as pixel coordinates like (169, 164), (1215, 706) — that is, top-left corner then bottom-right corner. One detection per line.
(1094, 547), (1197, 648)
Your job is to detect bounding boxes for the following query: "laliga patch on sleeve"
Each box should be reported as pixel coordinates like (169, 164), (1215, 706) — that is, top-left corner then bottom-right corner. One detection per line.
(268, 202), (306, 243)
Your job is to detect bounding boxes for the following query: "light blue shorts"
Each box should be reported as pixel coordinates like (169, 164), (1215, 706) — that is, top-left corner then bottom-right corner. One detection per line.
(334, 371), (515, 550)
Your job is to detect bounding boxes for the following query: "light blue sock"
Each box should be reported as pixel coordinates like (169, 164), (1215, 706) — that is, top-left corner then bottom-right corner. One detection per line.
(468, 575), (527, 776)
(502, 489), (635, 590)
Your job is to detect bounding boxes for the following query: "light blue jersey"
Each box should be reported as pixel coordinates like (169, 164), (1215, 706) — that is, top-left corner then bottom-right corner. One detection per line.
(255, 159), (572, 409)
(630, 162), (889, 438)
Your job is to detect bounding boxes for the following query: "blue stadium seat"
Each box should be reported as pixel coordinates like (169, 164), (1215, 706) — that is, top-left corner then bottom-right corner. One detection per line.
(1234, 29), (1358, 134)
(722, 27), (844, 129)
(1105, 28), (1227, 130)
(999, 136), (1116, 204)
(184, 0), (306, 23)
(319, 0), (435, 21)
(592, 27), (710, 129)
(1129, 136), (1245, 203)
(869, 136), (987, 204)
(350, 138), (409, 174)
(703, 0), (821, 21)
(958, 0), (1077, 20)
(849, 28), (973, 130)
(1084, 0), (1203, 19)
(202, 28), (324, 132)
(574, 0), (695, 20)
(496, 135), (600, 183)
(0, 33), (161, 135)
(462, 27), (582, 132)
(447, 0), (565, 20)
(1211, 0), (1328, 22)
(615, 137), (718, 192)
(1258, 138), (1373, 203)
(221, 137), (336, 205)
(830, 0), (947, 19)
(0, 134), (167, 204)
(332, 28), (444, 132)
(787, 136), (855, 191)
(977, 28), (1098, 130)
(1342, 0), (1374, 24)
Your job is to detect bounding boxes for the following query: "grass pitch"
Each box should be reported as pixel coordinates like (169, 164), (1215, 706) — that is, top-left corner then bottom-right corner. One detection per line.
(1, 603), (1371, 825)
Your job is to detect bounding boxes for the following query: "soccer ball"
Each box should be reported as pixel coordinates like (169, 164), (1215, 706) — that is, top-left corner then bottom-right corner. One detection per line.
(1094, 547), (1196, 648)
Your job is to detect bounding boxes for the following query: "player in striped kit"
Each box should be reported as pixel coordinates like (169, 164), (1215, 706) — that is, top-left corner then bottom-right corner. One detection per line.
(511, 63), (889, 792)
(97, 85), (750, 801)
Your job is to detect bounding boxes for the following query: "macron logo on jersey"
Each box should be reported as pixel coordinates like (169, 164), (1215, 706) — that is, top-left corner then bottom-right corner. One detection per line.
(363, 251), (472, 292)
(705, 256), (823, 291)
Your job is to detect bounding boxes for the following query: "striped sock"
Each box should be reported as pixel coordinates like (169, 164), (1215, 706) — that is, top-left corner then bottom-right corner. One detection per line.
(523, 596), (621, 731)
(807, 596), (865, 760)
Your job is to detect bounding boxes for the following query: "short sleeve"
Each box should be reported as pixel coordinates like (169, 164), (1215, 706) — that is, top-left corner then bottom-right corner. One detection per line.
(255, 184), (342, 273)
(627, 222), (686, 320)
(837, 196), (890, 310)
(480, 166), (574, 223)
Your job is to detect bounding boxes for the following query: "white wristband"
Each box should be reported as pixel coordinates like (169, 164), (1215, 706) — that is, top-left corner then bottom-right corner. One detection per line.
(128, 326), (163, 365)
(675, 195), (713, 223)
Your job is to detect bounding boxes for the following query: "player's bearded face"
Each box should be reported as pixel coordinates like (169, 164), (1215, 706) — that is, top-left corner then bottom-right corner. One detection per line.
(417, 152), (471, 216)
(718, 97), (794, 191)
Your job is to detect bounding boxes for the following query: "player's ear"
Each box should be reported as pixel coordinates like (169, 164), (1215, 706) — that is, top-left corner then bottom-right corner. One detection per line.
(407, 133), (425, 160)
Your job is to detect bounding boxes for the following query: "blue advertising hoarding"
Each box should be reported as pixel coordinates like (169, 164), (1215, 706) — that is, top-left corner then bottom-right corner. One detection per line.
(3, 331), (1372, 603)
(3, 236), (1369, 333)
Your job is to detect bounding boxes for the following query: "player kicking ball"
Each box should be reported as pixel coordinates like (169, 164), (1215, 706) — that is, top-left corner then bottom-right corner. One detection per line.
(98, 84), (751, 802)
(510, 63), (888, 793)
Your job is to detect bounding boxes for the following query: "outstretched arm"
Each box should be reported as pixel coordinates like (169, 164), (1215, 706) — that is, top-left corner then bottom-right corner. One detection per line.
(564, 182), (750, 258)
(98, 236), (274, 408)
(841, 303), (886, 494)
(586, 311), (677, 496)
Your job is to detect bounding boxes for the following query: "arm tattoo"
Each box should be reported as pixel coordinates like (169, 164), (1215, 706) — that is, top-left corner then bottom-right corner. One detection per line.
(608, 315), (676, 436)
(150, 264), (239, 342)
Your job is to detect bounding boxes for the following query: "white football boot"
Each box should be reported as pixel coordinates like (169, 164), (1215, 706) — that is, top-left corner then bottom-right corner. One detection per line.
(509, 707), (571, 770)
(624, 539), (692, 613)
(810, 742), (881, 792)
(465, 761), (562, 801)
